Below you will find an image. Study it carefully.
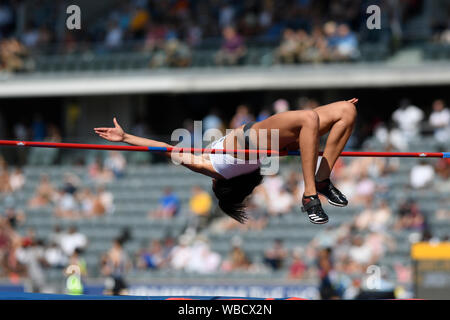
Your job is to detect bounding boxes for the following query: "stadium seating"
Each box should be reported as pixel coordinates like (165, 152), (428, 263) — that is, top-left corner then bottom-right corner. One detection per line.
(4, 142), (446, 290)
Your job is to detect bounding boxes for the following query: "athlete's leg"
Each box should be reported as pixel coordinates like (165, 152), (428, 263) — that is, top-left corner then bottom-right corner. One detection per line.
(314, 99), (357, 181)
(297, 111), (320, 196)
(252, 110), (328, 224)
(252, 110), (320, 196)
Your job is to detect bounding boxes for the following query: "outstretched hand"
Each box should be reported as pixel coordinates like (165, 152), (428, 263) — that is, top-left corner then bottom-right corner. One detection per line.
(94, 117), (125, 142)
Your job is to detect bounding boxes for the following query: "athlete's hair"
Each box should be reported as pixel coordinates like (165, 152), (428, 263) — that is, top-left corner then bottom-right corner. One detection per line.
(212, 169), (263, 223)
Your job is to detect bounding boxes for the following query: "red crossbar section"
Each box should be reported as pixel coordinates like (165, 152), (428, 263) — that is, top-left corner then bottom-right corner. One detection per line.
(0, 140), (446, 158)
(0, 140), (151, 152)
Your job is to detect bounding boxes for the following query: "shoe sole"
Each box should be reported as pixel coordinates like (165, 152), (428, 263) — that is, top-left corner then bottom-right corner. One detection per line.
(327, 199), (348, 207)
(309, 218), (329, 225)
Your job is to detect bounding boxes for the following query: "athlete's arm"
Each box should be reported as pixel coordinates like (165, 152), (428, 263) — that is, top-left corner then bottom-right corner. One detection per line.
(94, 118), (219, 178)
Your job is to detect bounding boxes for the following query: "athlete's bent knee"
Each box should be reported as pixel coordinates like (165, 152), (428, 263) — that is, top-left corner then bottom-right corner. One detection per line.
(301, 110), (319, 127)
(339, 102), (357, 125)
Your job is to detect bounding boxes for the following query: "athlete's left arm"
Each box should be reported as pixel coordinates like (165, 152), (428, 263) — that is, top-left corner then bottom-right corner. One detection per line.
(94, 118), (219, 178)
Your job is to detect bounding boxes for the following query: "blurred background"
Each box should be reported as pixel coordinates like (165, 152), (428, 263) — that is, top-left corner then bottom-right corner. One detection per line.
(0, 0), (449, 299)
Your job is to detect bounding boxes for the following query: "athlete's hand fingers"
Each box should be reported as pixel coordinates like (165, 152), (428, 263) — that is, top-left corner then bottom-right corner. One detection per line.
(113, 117), (122, 129)
(94, 128), (109, 132)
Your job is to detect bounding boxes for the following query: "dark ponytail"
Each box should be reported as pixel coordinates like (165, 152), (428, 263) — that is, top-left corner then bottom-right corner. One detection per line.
(212, 169), (263, 223)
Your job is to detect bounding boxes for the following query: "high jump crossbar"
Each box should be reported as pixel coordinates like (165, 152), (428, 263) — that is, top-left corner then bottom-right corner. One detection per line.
(0, 140), (448, 158)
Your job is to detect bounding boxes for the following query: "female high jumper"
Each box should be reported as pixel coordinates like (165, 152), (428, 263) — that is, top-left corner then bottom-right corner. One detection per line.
(94, 99), (358, 225)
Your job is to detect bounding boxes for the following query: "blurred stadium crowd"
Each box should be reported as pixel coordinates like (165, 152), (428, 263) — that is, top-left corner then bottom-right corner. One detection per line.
(0, 0), (449, 300)
(1, 0), (449, 72)
(0, 95), (449, 298)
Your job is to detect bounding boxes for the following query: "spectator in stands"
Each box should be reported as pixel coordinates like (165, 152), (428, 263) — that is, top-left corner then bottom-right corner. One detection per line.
(410, 160), (435, 189)
(393, 262), (412, 286)
(0, 38), (30, 73)
(15, 239), (47, 293)
(13, 121), (28, 140)
(0, 160), (12, 194)
(215, 26), (247, 66)
(429, 99), (450, 144)
(273, 99), (289, 114)
(324, 21), (339, 51)
(355, 198), (393, 232)
(96, 186), (115, 215)
(347, 235), (374, 271)
(78, 188), (95, 217)
(261, 173), (284, 201)
(28, 174), (56, 208)
(311, 225), (343, 251)
(150, 36), (191, 68)
(391, 99), (424, 142)
(285, 171), (304, 204)
(54, 188), (79, 219)
(230, 104), (254, 129)
(169, 234), (192, 271)
(267, 186), (294, 216)
(317, 248), (340, 300)
(59, 226), (87, 257)
(435, 207), (450, 222)
(48, 225), (64, 248)
(243, 189), (269, 231)
(333, 24), (359, 61)
(0, 218), (12, 273)
(382, 123), (410, 152)
(221, 244), (251, 272)
(0, 216), (14, 274)
(129, 4), (150, 39)
(9, 167), (25, 192)
(45, 124), (62, 143)
(63, 172), (81, 195)
(101, 238), (131, 295)
(44, 241), (68, 269)
(353, 172), (376, 205)
(186, 236), (221, 274)
(21, 24), (40, 48)
(189, 186), (213, 230)
(365, 231), (395, 262)
(304, 25), (329, 63)
(104, 151), (126, 179)
(64, 248), (87, 294)
(263, 239), (288, 271)
(136, 239), (164, 270)
(88, 157), (114, 184)
(395, 199), (426, 231)
(21, 25), (51, 49)
(438, 28), (450, 44)
(105, 21), (124, 48)
(288, 247), (308, 280)
(21, 227), (36, 247)
(148, 187), (181, 219)
(202, 108), (224, 132)
(31, 114), (46, 141)
(256, 108), (271, 122)
(3, 207), (25, 230)
(276, 28), (301, 64)
(77, 187), (112, 218)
